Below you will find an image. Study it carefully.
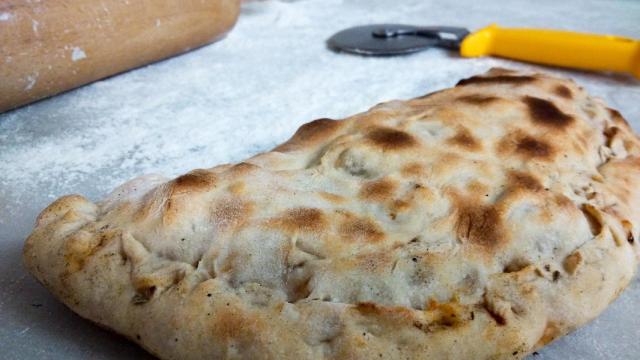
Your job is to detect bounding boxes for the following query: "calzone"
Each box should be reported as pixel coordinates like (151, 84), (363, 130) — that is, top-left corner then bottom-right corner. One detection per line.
(24, 69), (640, 359)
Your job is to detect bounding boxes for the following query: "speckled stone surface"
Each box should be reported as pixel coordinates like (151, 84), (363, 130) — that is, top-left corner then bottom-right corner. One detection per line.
(1, 0), (639, 358)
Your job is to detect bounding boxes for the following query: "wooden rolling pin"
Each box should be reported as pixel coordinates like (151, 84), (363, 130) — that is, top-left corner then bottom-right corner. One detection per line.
(0, 0), (241, 113)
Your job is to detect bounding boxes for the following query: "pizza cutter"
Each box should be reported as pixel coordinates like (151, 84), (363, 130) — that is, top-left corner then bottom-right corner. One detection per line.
(327, 24), (640, 79)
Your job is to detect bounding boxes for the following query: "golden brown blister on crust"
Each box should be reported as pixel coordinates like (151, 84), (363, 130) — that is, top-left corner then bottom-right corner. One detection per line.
(24, 69), (640, 359)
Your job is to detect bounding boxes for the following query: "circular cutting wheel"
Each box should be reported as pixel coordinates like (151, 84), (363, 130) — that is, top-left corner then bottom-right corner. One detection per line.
(327, 24), (439, 56)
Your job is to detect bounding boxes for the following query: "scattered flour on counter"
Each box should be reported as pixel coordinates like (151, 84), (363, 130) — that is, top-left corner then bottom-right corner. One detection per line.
(71, 47), (87, 61)
(0, 12), (12, 21)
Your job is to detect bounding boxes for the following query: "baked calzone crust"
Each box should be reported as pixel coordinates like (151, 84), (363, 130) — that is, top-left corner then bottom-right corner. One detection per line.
(24, 69), (640, 359)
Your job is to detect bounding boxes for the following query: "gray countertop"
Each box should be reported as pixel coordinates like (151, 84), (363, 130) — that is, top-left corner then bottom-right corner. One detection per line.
(1, 0), (639, 358)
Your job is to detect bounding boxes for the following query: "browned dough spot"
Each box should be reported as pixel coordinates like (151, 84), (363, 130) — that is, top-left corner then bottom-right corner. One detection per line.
(503, 258), (531, 273)
(401, 163), (426, 177)
(457, 94), (500, 105)
(607, 108), (631, 129)
(523, 96), (574, 128)
(622, 220), (635, 244)
(603, 126), (620, 147)
(289, 277), (312, 302)
(274, 208), (327, 233)
(359, 179), (397, 202)
(275, 118), (342, 152)
(340, 216), (385, 243)
(172, 169), (217, 193)
(581, 204), (603, 236)
(456, 75), (536, 87)
(318, 191), (346, 204)
(563, 251), (583, 275)
(210, 305), (261, 343)
(483, 301), (506, 326)
(132, 285), (156, 305)
(537, 322), (561, 346)
(554, 85), (573, 99)
(455, 199), (506, 251)
(366, 127), (418, 151)
(508, 171), (543, 192)
(516, 136), (553, 159)
(354, 302), (415, 320)
(448, 127), (482, 151)
(229, 162), (260, 175)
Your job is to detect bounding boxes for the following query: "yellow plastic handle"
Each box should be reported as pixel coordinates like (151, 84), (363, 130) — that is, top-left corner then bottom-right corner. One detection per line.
(460, 24), (640, 79)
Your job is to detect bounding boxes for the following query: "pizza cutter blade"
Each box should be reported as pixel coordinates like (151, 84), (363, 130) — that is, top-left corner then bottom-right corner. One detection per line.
(326, 24), (470, 56)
